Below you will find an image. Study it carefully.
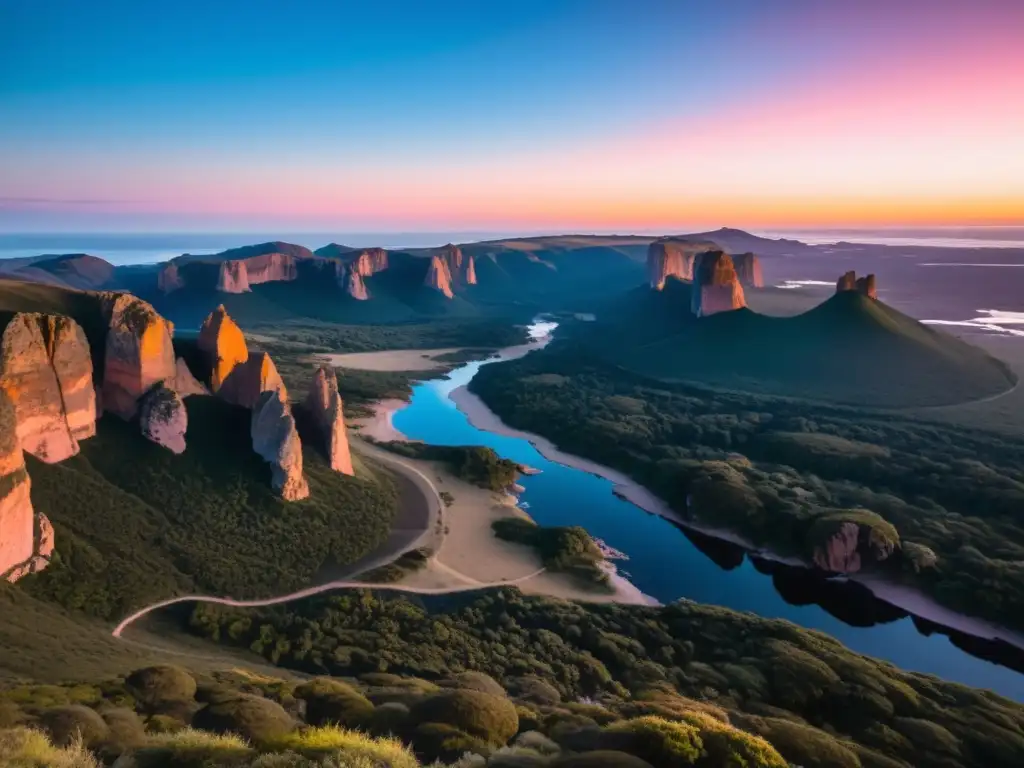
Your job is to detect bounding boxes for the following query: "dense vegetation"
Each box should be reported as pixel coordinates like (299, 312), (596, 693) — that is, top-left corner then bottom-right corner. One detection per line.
(21, 396), (400, 620)
(492, 518), (610, 590)
(179, 588), (1024, 767)
(469, 342), (1024, 633)
(379, 443), (521, 492)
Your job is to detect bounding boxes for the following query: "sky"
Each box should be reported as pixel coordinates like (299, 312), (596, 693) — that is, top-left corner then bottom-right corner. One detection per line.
(1, 0), (1023, 233)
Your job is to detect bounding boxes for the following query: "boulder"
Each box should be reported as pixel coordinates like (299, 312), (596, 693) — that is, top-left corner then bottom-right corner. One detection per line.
(173, 358), (209, 398)
(216, 260), (251, 293)
(346, 268), (370, 300)
(731, 252), (764, 288)
(157, 262), (184, 294)
(305, 366), (354, 475)
(251, 390), (309, 501)
(690, 252), (746, 316)
(424, 255), (454, 298)
(101, 294), (177, 419)
(809, 511), (899, 573)
(812, 521), (862, 572)
(0, 389), (35, 580)
(197, 305), (249, 391)
(43, 315), (97, 442)
(836, 271), (877, 299)
(139, 384), (188, 454)
(218, 352), (287, 409)
(647, 238), (717, 289)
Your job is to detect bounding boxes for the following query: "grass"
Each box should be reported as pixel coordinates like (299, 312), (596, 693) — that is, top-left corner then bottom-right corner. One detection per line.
(0, 727), (101, 768)
(264, 725), (419, 766)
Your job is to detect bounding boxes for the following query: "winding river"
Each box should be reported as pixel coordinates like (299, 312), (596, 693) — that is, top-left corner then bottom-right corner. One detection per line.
(392, 321), (1024, 701)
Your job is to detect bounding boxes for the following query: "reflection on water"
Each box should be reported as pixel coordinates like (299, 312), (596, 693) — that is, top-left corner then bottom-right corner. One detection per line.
(392, 324), (1024, 700)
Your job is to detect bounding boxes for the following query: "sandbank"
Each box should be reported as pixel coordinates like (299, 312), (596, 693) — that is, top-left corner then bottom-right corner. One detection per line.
(317, 348), (463, 371)
(351, 398), (410, 442)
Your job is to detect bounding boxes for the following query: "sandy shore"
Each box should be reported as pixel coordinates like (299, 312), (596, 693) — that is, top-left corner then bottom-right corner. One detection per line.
(449, 382), (1024, 651)
(351, 398), (410, 442)
(318, 348), (463, 371)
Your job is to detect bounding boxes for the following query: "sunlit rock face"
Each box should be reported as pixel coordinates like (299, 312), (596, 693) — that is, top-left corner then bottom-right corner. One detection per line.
(691, 251), (747, 317)
(139, 384), (187, 454)
(305, 366), (353, 475)
(0, 312), (98, 462)
(218, 351), (287, 409)
(101, 294), (177, 420)
(437, 244), (476, 286)
(836, 271), (877, 299)
(346, 268), (370, 300)
(424, 255), (455, 298)
(731, 252), (764, 288)
(350, 248), (389, 276)
(647, 238), (719, 289)
(217, 260), (251, 293)
(251, 390), (309, 501)
(197, 305), (249, 392)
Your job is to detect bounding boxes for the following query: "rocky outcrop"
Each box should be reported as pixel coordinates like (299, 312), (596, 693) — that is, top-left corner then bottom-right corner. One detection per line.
(157, 262), (184, 294)
(731, 252), (764, 288)
(836, 271), (877, 299)
(810, 512), (899, 574)
(198, 306), (249, 392)
(647, 238), (718, 289)
(345, 268), (370, 300)
(218, 352), (287, 409)
(424, 255), (455, 298)
(217, 260), (251, 293)
(305, 366), (353, 475)
(139, 384), (187, 454)
(174, 358), (209, 398)
(0, 313), (96, 462)
(439, 244), (475, 286)
(350, 248), (389, 276)
(690, 252), (746, 317)
(464, 254), (477, 285)
(251, 390), (309, 501)
(101, 294), (176, 419)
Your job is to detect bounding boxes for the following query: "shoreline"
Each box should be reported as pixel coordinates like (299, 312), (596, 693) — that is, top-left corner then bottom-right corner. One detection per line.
(448, 381), (1024, 654)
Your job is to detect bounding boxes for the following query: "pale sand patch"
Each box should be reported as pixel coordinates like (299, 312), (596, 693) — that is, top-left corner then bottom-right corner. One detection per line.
(318, 348), (463, 371)
(351, 398), (410, 442)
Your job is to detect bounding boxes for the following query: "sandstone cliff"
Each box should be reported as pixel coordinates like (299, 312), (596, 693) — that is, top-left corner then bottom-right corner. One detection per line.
(346, 268), (370, 300)
(215, 252), (300, 294)
(836, 271), (877, 299)
(217, 260), (251, 293)
(197, 305), (249, 392)
(157, 262), (184, 294)
(350, 248), (389, 276)
(305, 366), (353, 475)
(690, 252), (747, 317)
(139, 384), (187, 454)
(464, 254), (477, 285)
(731, 252), (764, 288)
(251, 390), (309, 501)
(424, 255), (455, 298)
(101, 294), (177, 419)
(0, 313), (96, 462)
(647, 238), (718, 289)
(439, 243), (476, 286)
(219, 351), (287, 409)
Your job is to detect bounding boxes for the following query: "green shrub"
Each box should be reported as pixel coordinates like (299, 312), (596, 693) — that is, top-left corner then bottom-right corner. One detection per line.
(0, 726), (101, 768)
(293, 678), (374, 729)
(127, 727), (252, 767)
(192, 693), (297, 743)
(510, 677), (561, 705)
(440, 672), (507, 698)
(0, 700), (25, 728)
(551, 751), (655, 767)
(487, 746), (549, 767)
(369, 702), (410, 736)
(39, 705), (110, 748)
(99, 707), (147, 752)
(125, 666), (198, 711)
(409, 690), (518, 744)
(264, 725), (419, 767)
(411, 721), (488, 763)
(891, 716), (961, 756)
(145, 714), (187, 734)
(677, 710), (788, 768)
(736, 716), (860, 768)
(601, 716), (703, 767)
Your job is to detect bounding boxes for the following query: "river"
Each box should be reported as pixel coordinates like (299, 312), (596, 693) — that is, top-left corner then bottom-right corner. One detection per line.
(391, 321), (1024, 701)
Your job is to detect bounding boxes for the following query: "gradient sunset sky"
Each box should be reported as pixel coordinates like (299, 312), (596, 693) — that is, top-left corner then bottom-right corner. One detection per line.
(2, 0), (1022, 233)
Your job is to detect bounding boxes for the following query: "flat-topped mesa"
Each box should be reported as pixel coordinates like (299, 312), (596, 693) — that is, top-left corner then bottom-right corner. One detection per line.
(0, 389), (53, 583)
(197, 305), (249, 392)
(836, 271), (878, 299)
(218, 351), (287, 409)
(731, 252), (764, 288)
(241, 252), (299, 285)
(690, 251), (747, 317)
(345, 267), (370, 300)
(101, 293), (177, 420)
(251, 390), (309, 501)
(0, 313), (96, 462)
(305, 366), (353, 475)
(157, 262), (184, 294)
(424, 254), (455, 298)
(647, 238), (719, 289)
(350, 248), (389, 276)
(217, 260), (251, 293)
(139, 383), (187, 454)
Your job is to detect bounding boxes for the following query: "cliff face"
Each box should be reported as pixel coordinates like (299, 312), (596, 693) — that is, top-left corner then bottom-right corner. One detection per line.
(350, 248), (389, 276)
(139, 384), (187, 454)
(0, 313), (95, 463)
(690, 252), (747, 317)
(305, 366), (353, 475)
(251, 390), (309, 501)
(647, 239), (718, 289)
(215, 253), (299, 294)
(217, 260), (251, 293)
(157, 263), (184, 294)
(424, 255), (455, 298)
(197, 305), (249, 392)
(439, 243), (475, 286)
(731, 252), (764, 288)
(174, 358), (209, 398)
(464, 254), (477, 285)
(346, 268), (370, 300)
(219, 351), (287, 409)
(101, 294), (177, 419)
(836, 271), (877, 299)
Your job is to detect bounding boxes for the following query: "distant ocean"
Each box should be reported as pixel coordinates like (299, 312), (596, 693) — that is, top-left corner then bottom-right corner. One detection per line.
(758, 227), (1024, 250)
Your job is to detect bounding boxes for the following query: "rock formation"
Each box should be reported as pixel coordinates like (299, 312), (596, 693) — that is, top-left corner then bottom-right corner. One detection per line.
(139, 384), (187, 454)
(690, 252), (747, 317)
(731, 252), (764, 288)
(217, 260), (251, 293)
(345, 268), (370, 300)
(464, 254), (477, 285)
(157, 262), (184, 294)
(251, 390), (309, 501)
(305, 366), (353, 475)
(810, 511), (899, 573)
(424, 255), (455, 298)
(0, 389), (53, 583)
(836, 271), (877, 299)
(198, 306), (249, 392)
(647, 238), (718, 289)
(350, 248), (389, 276)
(215, 252), (300, 294)
(439, 244), (476, 286)
(174, 358), (209, 398)
(218, 352), (287, 409)
(101, 294), (176, 419)
(0, 313), (96, 462)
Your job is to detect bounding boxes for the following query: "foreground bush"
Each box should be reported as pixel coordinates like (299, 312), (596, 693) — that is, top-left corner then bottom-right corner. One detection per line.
(601, 716), (703, 767)
(125, 666), (198, 712)
(410, 689), (519, 744)
(293, 678), (374, 728)
(0, 727), (101, 768)
(264, 725), (419, 767)
(192, 694), (297, 743)
(39, 705), (110, 749)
